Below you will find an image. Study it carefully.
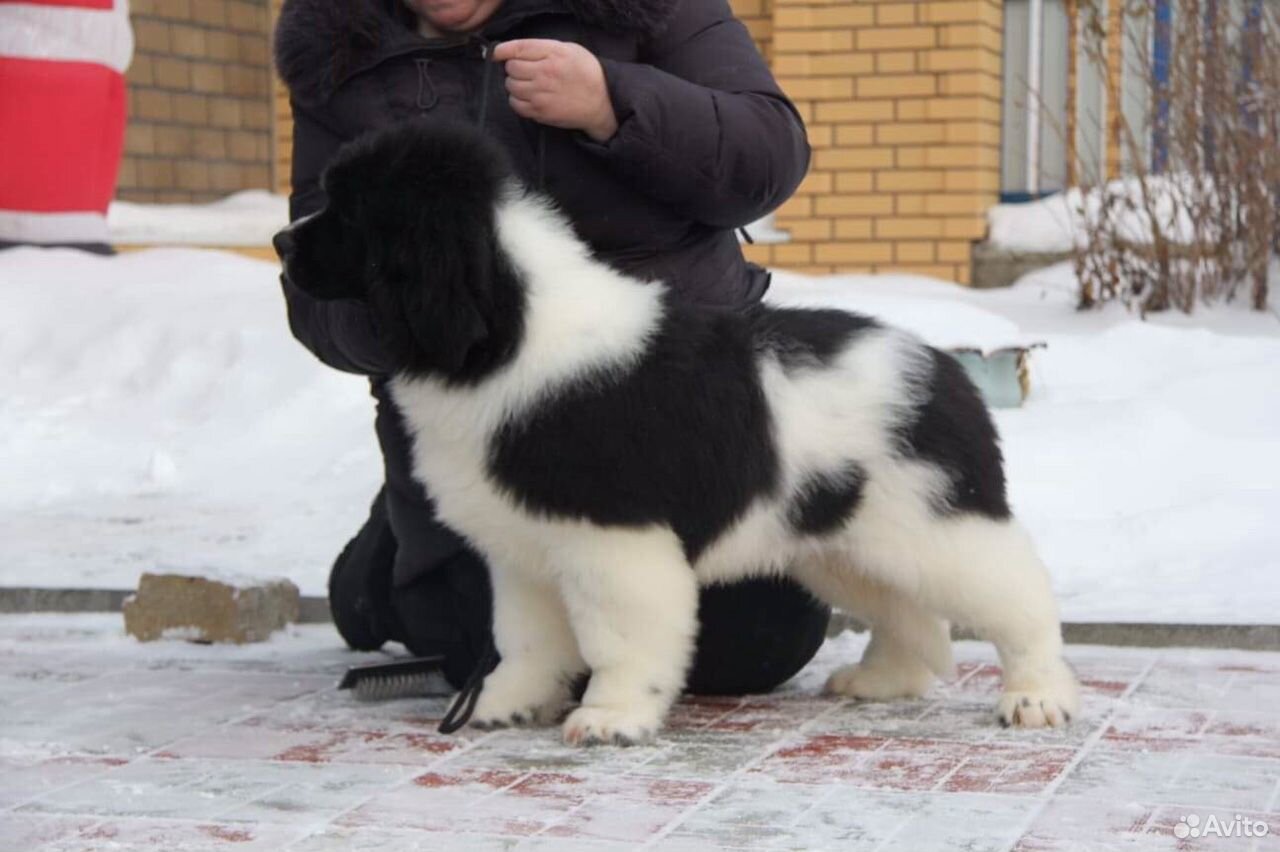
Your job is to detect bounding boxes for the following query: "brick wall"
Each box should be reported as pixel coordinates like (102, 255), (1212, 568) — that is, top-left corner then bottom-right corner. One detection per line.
(733, 0), (1004, 284)
(270, 0), (291, 195)
(119, 0), (273, 203)
(733, 0), (775, 63)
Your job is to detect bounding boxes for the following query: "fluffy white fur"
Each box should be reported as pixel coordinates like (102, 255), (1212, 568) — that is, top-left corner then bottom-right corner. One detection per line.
(389, 194), (1080, 744)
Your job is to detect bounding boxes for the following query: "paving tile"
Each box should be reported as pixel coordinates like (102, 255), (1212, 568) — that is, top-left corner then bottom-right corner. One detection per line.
(799, 789), (1039, 852)
(629, 731), (787, 779)
(0, 754), (131, 810)
(2, 615), (1279, 851)
(937, 743), (1079, 794)
(679, 775), (828, 831)
(0, 813), (100, 850)
(1013, 796), (1169, 850)
(1056, 748), (1280, 812)
(539, 797), (692, 843)
(332, 768), (532, 835)
(289, 827), (522, 850)
(40, 818), (311, 851)
(436, 728), (661, 776)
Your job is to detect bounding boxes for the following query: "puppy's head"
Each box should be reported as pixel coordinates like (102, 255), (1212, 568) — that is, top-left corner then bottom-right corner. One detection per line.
(274, 120), (522, 380)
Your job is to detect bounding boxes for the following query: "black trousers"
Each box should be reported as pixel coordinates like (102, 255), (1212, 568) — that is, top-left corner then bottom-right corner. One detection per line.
(330, 485), (832, 694)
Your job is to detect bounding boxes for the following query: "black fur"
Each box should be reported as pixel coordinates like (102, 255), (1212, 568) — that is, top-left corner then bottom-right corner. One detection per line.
(564, 0), (679, 35)
(748, 306), (880, 372)
(788, 463), (868, 536)
(276, 120), (525, 383)
(273, 0), (405, 107)
(896, 349), (1011, 519)
(489, 299), (779, 563)
(274, 0), (679, 104)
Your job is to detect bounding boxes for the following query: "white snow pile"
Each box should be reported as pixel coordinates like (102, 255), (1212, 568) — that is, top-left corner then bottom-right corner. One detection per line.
(108, 190), (288, 246)
(1, 247), (1278, 623)
(986, 175), (1247, 255)
(106, 191), (794, 251)
(0, 247), (380, 594)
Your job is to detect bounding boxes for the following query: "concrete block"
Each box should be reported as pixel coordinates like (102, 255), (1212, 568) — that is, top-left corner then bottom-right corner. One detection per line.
(123, 572), (299, 643)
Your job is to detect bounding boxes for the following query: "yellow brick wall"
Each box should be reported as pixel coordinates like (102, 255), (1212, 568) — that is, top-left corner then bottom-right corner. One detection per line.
(121, 0), (274, 202)
(270, 0), (291, 194)
(732, 0), (775, 63)
(732, 0), (1003, 284)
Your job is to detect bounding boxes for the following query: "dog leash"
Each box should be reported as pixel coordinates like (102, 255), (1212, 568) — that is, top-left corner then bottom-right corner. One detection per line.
(438, 640), (499, 733)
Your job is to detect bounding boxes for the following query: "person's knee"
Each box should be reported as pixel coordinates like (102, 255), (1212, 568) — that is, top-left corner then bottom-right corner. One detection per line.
(391, 546), (494, 689)
(686, 576), (830, 695)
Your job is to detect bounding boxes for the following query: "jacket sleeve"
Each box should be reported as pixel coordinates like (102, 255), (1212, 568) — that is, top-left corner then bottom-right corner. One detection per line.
(578, 0), (810, 229)
(281, 103), (399, 376)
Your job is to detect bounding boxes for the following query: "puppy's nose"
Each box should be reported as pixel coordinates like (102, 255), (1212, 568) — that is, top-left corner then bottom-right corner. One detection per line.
(272, 227), (294, 260)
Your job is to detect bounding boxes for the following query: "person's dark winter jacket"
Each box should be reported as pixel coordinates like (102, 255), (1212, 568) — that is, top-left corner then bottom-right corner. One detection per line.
(274, 0), (810, 376)
(274, 0), (828, 694)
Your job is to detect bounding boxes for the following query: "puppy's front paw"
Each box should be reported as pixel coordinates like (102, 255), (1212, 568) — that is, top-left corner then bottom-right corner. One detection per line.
(996, 658), (1080, 728)
(469, 664), (570, 730)
(562, 706), (659, 746)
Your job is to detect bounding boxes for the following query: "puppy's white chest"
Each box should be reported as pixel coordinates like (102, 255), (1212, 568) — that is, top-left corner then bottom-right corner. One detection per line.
(386, 378), (512, 531)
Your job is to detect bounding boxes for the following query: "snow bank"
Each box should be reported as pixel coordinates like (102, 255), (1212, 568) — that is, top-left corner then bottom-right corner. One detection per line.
(986, 175), (1230, 254)
(1, 248), (1278, 623)
(105, 192), (792, 251)
(108, 190), (288, 246)
(0, 247), (379, 593)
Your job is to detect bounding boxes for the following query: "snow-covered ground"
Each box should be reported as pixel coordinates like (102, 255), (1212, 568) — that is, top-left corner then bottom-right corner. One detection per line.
(108, 191), (288, 247)
(1, 246), (1278, 623)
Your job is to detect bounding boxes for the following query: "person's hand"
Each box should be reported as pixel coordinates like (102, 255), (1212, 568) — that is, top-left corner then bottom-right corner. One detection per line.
(492, 39), (618, 143)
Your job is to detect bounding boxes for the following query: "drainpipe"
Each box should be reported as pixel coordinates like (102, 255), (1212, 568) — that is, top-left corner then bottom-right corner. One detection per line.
(1027, 0), (1044, 196)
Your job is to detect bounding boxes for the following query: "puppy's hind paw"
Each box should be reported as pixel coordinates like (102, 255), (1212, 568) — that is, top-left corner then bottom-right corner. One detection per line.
(562, 706), (659, 747)
(825, 661), (934, 701)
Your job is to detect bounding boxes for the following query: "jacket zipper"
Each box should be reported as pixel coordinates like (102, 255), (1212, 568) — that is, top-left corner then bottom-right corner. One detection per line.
(415, 59), (438, 110)
(339, 35), (489, 97)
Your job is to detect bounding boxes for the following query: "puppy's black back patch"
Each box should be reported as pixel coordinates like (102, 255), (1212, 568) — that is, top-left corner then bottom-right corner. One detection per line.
(896, 349), (1010, 519)
(748, 305), (880, 371)
(488, 299), (778, 563)
(788, 462), (868, 535)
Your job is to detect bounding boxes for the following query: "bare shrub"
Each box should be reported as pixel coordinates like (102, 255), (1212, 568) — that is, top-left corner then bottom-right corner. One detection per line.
(1072, 0), (1278, 314)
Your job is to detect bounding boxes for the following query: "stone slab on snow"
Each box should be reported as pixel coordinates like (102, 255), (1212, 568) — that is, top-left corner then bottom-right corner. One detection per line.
(122, 573), (299, 644)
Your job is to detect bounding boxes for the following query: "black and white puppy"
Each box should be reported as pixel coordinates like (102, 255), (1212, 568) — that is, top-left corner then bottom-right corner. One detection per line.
(276, 121), (1080, 745)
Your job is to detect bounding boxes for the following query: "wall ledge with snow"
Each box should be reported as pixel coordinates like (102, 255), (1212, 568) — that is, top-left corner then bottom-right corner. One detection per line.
(108, 190), (288, 249)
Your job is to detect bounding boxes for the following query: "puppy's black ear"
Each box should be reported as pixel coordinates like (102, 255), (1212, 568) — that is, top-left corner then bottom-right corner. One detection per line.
(367, 199), (509, 377)
(407, 207), (497, 374)
(348, 120), (523, 379)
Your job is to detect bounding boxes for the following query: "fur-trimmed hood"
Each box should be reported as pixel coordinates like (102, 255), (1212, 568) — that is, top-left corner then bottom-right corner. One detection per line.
(275, 0), (680, 104)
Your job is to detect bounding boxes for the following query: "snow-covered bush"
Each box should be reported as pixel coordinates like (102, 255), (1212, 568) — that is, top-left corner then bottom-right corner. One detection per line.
(1072, 0), (1277, 314)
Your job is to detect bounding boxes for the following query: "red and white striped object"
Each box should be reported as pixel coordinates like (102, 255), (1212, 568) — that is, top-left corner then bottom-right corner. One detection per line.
(0, 0), (133, 246)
